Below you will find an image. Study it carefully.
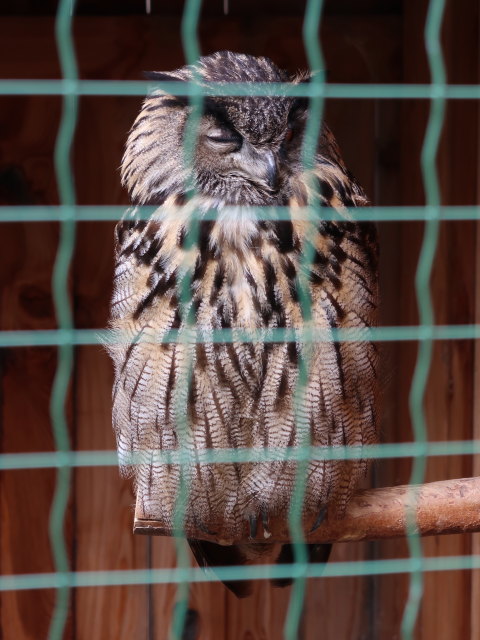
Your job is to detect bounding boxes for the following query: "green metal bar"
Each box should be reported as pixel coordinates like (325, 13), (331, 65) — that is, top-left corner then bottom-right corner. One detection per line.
(2, 439), (480, 471)
(402, 0), (447, 637)
(1, 324), (480, 348)
(2, 554), (480, 592)
(2, 79), (480, 99)
(48, 0), (78, 638)
(2, 204), (480, 223)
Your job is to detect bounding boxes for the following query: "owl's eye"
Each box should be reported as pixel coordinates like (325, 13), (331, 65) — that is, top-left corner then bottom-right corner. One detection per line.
(284, 126), (295, 143)
(208, 135), (239, 144)
(206, 127), (242, 149)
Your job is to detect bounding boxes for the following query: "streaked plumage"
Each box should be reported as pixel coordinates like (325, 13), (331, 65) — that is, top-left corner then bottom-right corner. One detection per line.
(108, 51), (378, 597)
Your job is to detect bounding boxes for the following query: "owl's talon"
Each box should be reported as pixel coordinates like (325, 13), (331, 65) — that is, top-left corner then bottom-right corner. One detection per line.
(261, 509), (271, 537)
(193, 515), (218, 536)
(309, 506), (328, 533)
(249, 515), (258, 538)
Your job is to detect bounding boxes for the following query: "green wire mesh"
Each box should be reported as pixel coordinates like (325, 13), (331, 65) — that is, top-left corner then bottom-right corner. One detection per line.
(0, 0), (475, 638)
(1, 79), (480, 98)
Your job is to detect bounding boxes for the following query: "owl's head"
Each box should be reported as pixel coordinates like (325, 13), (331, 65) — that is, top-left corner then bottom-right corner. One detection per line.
(121, 51), (311, 206)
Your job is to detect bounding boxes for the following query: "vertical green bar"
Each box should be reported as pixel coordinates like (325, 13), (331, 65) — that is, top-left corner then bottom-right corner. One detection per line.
(48, 0), (78, 638)
(401, 0), (446, 637)
(284, 1), (325, 638)
(169, 1), (203, 638)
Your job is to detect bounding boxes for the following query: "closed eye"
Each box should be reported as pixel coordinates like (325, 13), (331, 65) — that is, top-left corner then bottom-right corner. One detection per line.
(206, 124), (242, 148)
(207, 134), (240, 144)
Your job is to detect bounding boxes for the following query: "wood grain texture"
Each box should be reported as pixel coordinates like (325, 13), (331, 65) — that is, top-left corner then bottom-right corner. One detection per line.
(74, 347), (150, 640)
(71, 19), (155, 640)
(374, 2), (479, 639)
(0, 87), (73, 638)
(417, 2), (478, 640)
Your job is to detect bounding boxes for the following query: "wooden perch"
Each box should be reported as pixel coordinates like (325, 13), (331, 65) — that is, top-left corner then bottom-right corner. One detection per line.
(134, 476), (480, 544)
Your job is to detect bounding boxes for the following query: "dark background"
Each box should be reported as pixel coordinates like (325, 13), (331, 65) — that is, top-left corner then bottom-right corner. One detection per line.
(0, 0), (479, 638)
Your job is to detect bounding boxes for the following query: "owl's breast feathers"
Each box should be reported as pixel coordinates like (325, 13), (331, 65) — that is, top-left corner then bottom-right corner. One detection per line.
(109, 158), (378, 535)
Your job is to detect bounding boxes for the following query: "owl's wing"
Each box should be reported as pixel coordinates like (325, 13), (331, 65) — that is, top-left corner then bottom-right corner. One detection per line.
(108, 216), (182, 484)
(304, 154), (378, 516)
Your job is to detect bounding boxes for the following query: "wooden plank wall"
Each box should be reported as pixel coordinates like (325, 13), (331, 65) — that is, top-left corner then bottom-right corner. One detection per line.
(0, 3), (478, 638)
(374, 2), (479, 639)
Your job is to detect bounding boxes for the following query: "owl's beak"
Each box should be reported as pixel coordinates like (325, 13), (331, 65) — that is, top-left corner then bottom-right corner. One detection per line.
(262, 150), (279, 191)
(239, 144), (279, 192)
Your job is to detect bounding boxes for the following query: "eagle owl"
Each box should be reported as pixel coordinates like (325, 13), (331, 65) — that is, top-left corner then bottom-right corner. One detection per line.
(108, 51), (378, 597)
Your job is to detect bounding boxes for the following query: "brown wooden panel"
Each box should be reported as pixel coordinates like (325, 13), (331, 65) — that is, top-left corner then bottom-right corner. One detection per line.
(418, 0), (478, 637)
(0, 348), (73, 640)
(375, 1), (479, 638)
(71, 18), (155, 638)
(0, 83), (73, 638)
(73, 346), (150, 640)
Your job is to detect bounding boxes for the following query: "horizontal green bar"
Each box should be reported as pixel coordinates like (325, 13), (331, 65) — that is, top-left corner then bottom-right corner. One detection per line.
(0, 325), (480, 348)
(1, 205), (480, 223)
(0, 80), (480, 99)
(1, 440), (479, 471)
(0, 554), (478, 591)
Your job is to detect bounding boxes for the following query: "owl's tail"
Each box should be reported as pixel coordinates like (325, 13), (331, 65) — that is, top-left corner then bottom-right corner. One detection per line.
(188, 539), (255, 597)
(271, 542), (332, 587)
(188, 539), (332, 598)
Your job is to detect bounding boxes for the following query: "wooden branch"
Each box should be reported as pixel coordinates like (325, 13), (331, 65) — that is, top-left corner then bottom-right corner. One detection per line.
(134, 477), (480, 544)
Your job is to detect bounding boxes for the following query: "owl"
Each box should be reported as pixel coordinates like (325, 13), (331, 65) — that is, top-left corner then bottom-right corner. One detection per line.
(108, 51), (378, 597)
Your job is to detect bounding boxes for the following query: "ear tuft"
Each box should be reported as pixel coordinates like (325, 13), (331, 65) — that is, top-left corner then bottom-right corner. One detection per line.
(143, 71), (183, 82)
(291, 70), (311, 84)
(290, 71), (311, 114)
(144, 71), (191, 105)
(291, 69), (330, 84)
